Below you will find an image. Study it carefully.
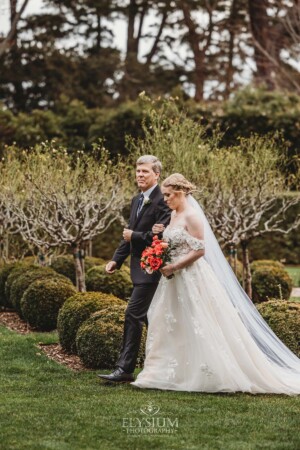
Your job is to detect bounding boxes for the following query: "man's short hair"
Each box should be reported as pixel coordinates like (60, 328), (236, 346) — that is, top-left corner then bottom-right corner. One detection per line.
(136, 155), (162, 174)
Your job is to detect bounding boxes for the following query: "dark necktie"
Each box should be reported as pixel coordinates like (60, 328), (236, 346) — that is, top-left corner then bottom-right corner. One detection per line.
(136, 194), (144, 217)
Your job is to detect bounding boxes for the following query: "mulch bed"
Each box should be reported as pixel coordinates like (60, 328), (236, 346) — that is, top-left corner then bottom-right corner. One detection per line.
(0, 310), (88, 371)
(37, 343), (88, 371)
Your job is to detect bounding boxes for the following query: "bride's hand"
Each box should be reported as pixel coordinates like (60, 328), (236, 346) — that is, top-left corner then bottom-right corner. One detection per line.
(152, 223), (165, 234)
(160, 264), (175, 277)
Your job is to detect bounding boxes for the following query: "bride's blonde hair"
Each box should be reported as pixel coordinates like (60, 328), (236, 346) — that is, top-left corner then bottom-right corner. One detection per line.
(162, 173), (196, 195)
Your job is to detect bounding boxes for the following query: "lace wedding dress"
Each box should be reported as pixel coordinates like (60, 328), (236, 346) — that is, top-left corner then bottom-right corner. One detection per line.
(132, 226), (300, 394)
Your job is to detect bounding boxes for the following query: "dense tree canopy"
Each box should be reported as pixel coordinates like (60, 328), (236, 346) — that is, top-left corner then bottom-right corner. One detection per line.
(1, 0), (300, 111)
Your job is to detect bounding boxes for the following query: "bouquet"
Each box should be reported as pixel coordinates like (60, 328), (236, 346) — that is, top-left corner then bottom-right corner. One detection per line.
(140, 235), (174, 279)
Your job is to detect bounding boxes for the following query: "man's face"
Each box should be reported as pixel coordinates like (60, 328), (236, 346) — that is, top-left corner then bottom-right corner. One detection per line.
(136, 163), (159, 192)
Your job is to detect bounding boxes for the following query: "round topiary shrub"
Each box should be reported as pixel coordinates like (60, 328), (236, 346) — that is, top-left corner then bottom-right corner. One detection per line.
(0, 259), (35, 309)
(252, 266), (293, 303)
(0, 263), (19, 308)
(86, 264), (132, 300)
(20, 277), (76, 331)
(76, 302), (147, 369)
(57, 291), (124, 354)
(10, 267), (69, 316)
(51, 255), (105, 285)
(251, 260), (284, 272)
(76, 304), (126, 369)
(257, 300), (300, 357)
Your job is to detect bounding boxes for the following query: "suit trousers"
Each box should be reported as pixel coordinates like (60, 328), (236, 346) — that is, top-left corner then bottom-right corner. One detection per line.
(116, 283), (158, 373)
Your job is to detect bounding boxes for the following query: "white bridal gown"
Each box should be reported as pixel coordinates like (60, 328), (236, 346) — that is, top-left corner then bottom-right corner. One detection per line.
(132, 226), (300, 394)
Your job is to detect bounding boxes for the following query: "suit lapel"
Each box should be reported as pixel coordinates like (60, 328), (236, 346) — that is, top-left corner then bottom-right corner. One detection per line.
(132, 185), (160, 229)
(130, 195), (140, 227)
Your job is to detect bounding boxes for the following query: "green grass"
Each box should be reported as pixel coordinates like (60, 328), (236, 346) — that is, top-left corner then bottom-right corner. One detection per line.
(286, 266), (300, 287)
(1, 326), (300, 450)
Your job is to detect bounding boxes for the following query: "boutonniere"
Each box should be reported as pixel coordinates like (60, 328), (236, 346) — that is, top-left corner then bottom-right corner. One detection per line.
(143, 196), (151, 206)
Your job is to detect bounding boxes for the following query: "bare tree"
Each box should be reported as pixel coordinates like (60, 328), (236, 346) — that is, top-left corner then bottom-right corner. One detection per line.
(0, 0), (30, 57)
(4, 144), (132, 291)
(202, 136), (300, 297)
(129, 98), (300, 298)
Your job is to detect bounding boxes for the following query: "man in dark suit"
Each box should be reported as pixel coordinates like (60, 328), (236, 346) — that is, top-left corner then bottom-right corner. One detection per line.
(98, 155), (171, 382)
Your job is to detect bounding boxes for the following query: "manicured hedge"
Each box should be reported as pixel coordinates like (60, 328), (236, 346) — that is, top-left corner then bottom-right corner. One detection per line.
(257, 300), (300, 358)
(57, 292), (124, 354)
(86, 264), (132, 300)
(251, 261), (293, 302)
(10, 266), (58, 315)
(20, 277), (76, 331)
(51, 255), (105, 285)
(76, 305), (126, 369)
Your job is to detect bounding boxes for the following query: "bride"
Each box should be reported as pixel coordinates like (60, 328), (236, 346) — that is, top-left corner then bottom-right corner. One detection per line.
(132, 173), (300, 394)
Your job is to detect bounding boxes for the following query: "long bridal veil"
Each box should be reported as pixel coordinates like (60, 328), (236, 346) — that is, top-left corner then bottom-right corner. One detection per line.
(187, 195), (300, 373)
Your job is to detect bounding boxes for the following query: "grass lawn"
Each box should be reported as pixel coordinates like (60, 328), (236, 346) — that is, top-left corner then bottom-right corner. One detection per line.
(286, 266), (300, 287)
(1, 326), (300, 450)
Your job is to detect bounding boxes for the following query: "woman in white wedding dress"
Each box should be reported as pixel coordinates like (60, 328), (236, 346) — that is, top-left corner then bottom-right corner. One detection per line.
(132, 174), (300, 394)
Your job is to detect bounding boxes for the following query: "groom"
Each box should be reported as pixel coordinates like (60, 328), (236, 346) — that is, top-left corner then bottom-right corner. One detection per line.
(98, 155), (171, 382)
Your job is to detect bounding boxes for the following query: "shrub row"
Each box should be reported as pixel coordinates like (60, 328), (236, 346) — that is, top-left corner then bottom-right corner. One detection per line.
(58, 291), (146, 369)
(257, 300), (300, 358)
(50, 255), (105, 286)
(0, 261), (76, 329)
(251, 260), (293, 303)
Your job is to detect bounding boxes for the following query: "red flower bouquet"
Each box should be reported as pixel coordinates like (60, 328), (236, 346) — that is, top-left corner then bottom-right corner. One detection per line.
(140, 235), (174, 278)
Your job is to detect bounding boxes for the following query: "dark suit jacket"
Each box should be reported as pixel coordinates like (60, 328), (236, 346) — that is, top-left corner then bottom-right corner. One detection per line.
(112, 185), (171, 285)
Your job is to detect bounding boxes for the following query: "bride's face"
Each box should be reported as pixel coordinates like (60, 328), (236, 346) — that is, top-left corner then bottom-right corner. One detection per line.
(162, 186), (182, 210)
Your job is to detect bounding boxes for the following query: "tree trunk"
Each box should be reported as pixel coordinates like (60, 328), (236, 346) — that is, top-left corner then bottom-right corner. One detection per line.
(72, 243), (86, 292)
(179, 0), (205, 101)
(248, 0), (276, 89)
(241, 241), (252, 299)
(225, 0), (239, 98)
(228, 244), (238, 276)
(0, 0), (30, 58)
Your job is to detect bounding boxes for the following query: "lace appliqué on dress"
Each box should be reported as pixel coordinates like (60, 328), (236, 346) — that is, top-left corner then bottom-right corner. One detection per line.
(167, 358), (178, 380)
(165, 312), (177, 332)
(163, 226), (205, 260)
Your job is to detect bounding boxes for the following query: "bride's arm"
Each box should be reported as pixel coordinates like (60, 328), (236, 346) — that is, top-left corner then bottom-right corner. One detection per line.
(160, 214), (205, 277)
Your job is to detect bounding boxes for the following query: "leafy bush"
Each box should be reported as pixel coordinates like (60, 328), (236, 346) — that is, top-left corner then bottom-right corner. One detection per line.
(20, 277), (76, 331)
(10, 267), (68, 316)
(86, 264), (132, 300)
(57, 292), (124, 354)
(76, 305), (126, 369)
(0, 259), (35, 308)
(252, 263), (293, 303)
(251, 260), (284, 272)
(0, 263), (19, 308)
(76, 302), (147, 369)
(51, 255), (105, 285)
(257, 300), (300, 357)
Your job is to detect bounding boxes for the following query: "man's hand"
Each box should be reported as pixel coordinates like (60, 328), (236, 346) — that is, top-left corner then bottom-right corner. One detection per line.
(106, 261), (117, 274)
(123, 228), (133, 241)
(152, 223), (165, 234)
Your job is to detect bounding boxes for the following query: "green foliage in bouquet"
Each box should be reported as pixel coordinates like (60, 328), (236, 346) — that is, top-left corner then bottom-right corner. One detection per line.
(257, 300), (300, 358)
(51, 255), (105, 285)
(57, 291), (124, 354)
(86, 264), (132, 300)
(20, 277), (76, 331)
(10, 267), (69, 316)
(251, 261), (293, 302)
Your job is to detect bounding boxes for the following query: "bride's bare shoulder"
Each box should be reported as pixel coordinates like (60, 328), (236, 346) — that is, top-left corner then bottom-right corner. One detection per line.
(184, 208), (204, 238)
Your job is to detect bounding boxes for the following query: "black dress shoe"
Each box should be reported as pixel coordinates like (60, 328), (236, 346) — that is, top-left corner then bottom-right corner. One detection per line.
(97, 367), (134, 383)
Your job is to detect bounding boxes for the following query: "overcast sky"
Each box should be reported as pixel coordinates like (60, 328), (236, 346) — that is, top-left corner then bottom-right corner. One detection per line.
(0, 0), (257, 97)
(1, 0), (129, 54)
